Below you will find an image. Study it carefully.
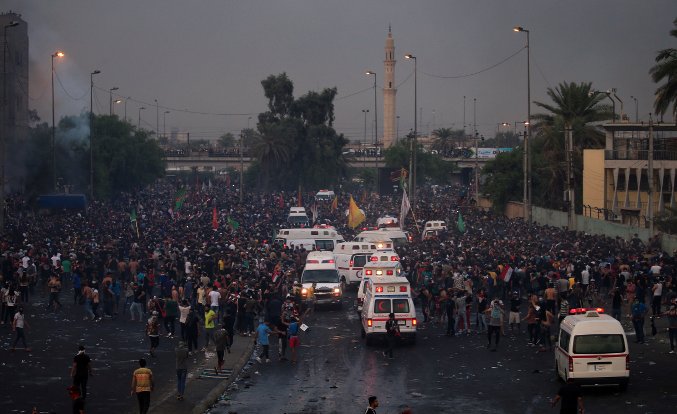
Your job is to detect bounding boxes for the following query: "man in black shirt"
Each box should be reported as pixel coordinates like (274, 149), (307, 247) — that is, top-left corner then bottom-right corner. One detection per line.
(365, 395), (379, 414)
(71, 345), (92, 399)
(383, 313), (399, 359)
(551, 378), (584, 414)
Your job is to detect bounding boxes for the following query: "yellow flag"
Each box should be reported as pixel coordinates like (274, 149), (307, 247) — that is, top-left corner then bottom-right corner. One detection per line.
(348, 196), (365, 229)
(330, 196), (338, 212)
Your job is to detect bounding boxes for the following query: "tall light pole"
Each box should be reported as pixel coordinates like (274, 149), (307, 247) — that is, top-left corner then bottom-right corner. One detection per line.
(496, 122), (509, 148)
(405, 53), (417, 203)
(51, 50), (65, 191)
(90, 69), (101, 200)
(514, 25), (531, 222)
(1, 21), (19, 231)
(163, 110), (170, 139)
(365, 71), (377, 146)
(108, 86), (118, 115)
(362, 109), (370, 144)
(124, 97), (130, 122)
(630, 95), (639, 123)
(154, 99), (159, 137)
(138, 106), (145, 128)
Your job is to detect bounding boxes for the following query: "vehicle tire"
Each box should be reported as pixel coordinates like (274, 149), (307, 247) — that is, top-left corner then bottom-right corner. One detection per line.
(619, 380), (628, 392)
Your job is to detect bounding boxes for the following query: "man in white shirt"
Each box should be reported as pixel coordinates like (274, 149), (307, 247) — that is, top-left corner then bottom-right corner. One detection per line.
(652, 280), (663, 316)
(208, 288), (221, 319)
(580, 266), (590, 293)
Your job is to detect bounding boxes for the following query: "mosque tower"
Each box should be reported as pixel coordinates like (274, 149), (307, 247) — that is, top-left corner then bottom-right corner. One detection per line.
(382, 27), (397, 148)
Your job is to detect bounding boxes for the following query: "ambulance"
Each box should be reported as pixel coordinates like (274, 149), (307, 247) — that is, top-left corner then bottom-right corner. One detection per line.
(356, 260), (404, 312)
(354, 228), (411, 247)
(422, 220), (447, 240)
(333, 241), (381, 289)
(555, 308), (630, 390)
(360, 276), (417, 345)
(275, 227), (345, 251)
(300, 251), (343, 308)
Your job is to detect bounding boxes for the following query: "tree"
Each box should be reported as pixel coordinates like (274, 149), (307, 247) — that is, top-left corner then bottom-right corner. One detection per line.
(217, 132), (236, 148)
(650, 18), (677, 121)
(431, 128), (464, 153)
(383, 136), (456, 186)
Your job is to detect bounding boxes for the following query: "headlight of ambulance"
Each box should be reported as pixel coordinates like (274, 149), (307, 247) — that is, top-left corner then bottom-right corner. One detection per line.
(333, 287), (340, 294)
(301, 288), (308, 295)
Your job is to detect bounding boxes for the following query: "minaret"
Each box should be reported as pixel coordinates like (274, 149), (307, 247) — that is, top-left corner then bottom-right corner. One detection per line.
(382, 26), (397, 148)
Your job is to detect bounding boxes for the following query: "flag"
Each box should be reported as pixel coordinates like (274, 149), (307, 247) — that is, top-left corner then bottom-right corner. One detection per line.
(499, 265), (513, 282)
(457, 212), (466, 233)
(227, 216), (240, 230)
(310, 203), (318, 224)
(330, 196), (338, 212)
(278, 194), (284, 209)
(129, 209), (137, 223)
(272, 262), (282, 283)
(174, 188), (188, 211)
(400, 168), (408, 190)
(212, 207), (218, 230)
(347, 196), (365, 229)
(297, 189), (303, 207)
(225, 175), (231, 187)
(400, 188), (411, 228)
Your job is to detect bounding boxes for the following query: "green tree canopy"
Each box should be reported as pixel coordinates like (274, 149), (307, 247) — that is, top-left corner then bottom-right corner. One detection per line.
(650, 18), (677, 121)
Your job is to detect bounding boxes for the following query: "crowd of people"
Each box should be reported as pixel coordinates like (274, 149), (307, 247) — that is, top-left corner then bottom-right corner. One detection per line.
(0, 178), (676, 413)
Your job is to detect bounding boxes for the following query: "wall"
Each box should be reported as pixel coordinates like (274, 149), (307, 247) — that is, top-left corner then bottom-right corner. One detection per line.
(583, 149), (605, 210)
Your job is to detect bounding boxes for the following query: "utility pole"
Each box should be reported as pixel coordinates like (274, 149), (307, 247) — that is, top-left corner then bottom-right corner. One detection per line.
(648, 115), (654, 235)
(565, 123), (575, 230)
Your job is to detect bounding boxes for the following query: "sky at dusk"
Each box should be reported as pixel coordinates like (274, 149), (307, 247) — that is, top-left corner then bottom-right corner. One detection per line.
(5, 0), (676, 143)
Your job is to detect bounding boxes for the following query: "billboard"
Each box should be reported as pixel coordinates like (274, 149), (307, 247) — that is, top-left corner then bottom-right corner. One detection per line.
(473, 148), (513, 159)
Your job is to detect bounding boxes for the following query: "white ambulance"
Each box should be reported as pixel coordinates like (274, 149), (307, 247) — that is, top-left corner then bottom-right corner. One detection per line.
(360, 276), (417, 345)
(333, 241), (380, 288)
(300, 251), (342, 308)
(354, 229), (410, 247)
(422, 220), (447, 240)
(555, 307), (630, 390)
(275, 227), (345, 251)
(356, 261), (404, 312)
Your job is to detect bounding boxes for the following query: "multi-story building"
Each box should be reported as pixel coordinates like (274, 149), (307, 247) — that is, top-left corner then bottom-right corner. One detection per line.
(583, 122), (677, 227)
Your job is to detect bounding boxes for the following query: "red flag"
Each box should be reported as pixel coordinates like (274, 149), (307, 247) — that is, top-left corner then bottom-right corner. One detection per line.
(297, 189), (302, 207)
(212, 207), (218, 230)
(272, 262), (282, 283)
(278, 194), (284, 209)
(499, 265), (513, 282)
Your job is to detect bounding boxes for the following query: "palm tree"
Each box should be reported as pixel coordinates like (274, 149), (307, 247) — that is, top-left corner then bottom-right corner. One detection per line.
(252, 133), (290, 189)
(650, 18), (677, 121)
(431, 128), (463, 154)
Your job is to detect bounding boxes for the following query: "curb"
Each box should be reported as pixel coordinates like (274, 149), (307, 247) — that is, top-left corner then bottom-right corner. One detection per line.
(191, 339), (256, 414)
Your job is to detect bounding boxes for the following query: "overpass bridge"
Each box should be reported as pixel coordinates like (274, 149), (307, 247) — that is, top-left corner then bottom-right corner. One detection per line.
(164, 155), (492, 172)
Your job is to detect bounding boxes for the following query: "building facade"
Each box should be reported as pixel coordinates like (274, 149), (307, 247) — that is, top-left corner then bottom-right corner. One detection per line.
(1, 11), (29, 142)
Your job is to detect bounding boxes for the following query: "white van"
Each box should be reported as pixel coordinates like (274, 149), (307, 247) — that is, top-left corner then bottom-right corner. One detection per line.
(360, 276), (416, 345)
(276, 228), (345, 251)
(300, 251), (342, 308)
(376, 216), (399, 229)
(333, 242), (380, 288)
(555, 308), (630, 390)
(315, 190), (335, 201)
(356, 261), (404, 311)
(422, 220), (447, 240)
(287, 207), (310, 227)
(355, 228), (411, 247)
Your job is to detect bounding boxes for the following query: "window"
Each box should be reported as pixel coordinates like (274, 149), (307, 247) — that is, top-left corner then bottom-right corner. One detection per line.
(573, 334), (625, 354)
(393, 299), (410, 313)
(352, 255), (367, 268)
(314, 240), (334, 251)
(374, 299), (391, 314)
(302, 269), (339, 284)
(559, 330), (570, 350)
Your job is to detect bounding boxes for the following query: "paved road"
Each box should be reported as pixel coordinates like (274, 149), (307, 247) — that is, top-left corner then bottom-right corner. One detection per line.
(211, 292), (677, 414)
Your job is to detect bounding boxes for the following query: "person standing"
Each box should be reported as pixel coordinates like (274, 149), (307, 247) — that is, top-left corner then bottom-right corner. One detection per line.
(485, 299), (504, 351)
(445, 289), (456, 336)
(365, 396), (379, 414)
(11, 306), (30, 352)
(164, 296), (178, 337)
(47, 274), (62, 312)
(661, 301), (677, 353)
(551, 377), (584, 414)
(631, 297), (648, 344)
(383, 312), (399, 359)
(131, 358), (154, 414)
(203, 306), (217, 351)
(130, 283), (146, 322)
(652, 279), (663, 316)
(184, 308), (199, 354)
(146, 312), (160, 357)
(178, 299), (191, 341)
(175, 341), (189, 401)
(254, 320), (278, 363)
(214, 322), (230, 374)
(71, 345), (92, 399)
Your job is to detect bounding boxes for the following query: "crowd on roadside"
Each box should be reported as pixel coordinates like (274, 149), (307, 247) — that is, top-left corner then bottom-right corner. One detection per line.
(1, 179), (676, 412)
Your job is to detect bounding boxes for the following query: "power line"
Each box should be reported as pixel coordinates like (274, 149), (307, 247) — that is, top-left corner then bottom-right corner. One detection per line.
(421, 46), (526, 79)
(54, 70), (88, 101)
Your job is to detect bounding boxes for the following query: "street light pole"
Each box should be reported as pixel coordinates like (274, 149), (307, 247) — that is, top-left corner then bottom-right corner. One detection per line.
(51, 51), (64, 191)
(405, 54), (417, 203)
(1, 21), (19, 232)
(366, 71), (378, 193)
(514, 26), (531, 222)
(138, 106), (145, 128)
(108, 87), (118, 115)
(630, 95), (638, 123)
(90, 70), (101, 200)
(112, 99), (121, 115)
(163, 110), (170, 139)
(124, 97), (130, 122)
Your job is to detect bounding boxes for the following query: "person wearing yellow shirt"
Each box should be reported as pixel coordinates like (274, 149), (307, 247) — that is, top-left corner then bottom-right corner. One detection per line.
(131, 358), (154, 414)
(202, 308), (217, 351)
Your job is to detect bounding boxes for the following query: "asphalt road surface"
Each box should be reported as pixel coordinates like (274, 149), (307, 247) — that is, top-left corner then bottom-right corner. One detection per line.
(210, 292), (677, 414)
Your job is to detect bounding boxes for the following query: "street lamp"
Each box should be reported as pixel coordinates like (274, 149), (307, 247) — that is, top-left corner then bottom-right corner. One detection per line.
(51, 50), (65, 191)
(138, 106), (146, 128)
(124, 97), (131, 122)
(404, 53), (417, 203)
(630, 96), (638, 123)
(154, 99), (159, 137)
(496, 122), (509, 148)
(90, 69), (101, 200)
(108, 87), (118, 115)
(589, 90), (615, 122)
(362, 109), (370, 144)
(112, 99), (122, 116)
(2, 20), (19, 231)
(163, 110), (170, 139)
(365, 71), (378, 146)
(514, 25), (531, 222)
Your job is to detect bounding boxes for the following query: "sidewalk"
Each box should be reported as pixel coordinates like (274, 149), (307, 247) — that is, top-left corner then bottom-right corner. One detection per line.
(148, 336), (255, 414)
